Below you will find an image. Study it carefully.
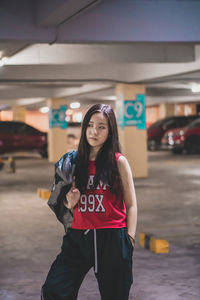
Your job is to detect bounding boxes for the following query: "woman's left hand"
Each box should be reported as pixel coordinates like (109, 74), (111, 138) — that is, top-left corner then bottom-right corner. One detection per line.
(128, 233), (135, 247)
(64, 176), (80, 209)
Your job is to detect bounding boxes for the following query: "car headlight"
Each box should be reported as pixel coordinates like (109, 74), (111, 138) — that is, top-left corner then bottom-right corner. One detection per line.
(168, 138), (174, 145)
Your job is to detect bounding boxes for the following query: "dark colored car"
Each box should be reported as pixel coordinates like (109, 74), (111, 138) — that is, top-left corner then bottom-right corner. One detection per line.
(0, 121), (48, 157)
(147, 116), (198, 151)
(161, 118), (200, 154)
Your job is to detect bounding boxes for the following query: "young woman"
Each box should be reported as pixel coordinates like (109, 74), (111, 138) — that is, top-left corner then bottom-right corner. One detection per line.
(42, 104), (137, 300)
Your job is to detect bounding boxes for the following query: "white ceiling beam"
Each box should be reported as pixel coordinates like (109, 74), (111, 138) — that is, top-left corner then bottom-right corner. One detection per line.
(0, 64), (128, 82)
(0, 87), (56, 99)
(7, 43), (195, 64)
(0, 83), (112, 100)
(146, 95), (200, 106)
(1, 55), (200, 84)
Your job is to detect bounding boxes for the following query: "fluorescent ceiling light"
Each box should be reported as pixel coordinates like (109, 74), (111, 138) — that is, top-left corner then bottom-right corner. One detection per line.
(70, 102), (80, 109)
(39, 106), (49, 113)
(103, 96), (117, 101)
(0, 57), (8, 67)
(73, 112), (82, 122)
(66, 109), (73, 115)
(191, 83), (200, 93)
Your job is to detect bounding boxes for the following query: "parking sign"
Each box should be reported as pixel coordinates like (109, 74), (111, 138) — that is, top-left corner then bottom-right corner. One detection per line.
(49, 105), (68, 129)
(124, 95), (146, 129)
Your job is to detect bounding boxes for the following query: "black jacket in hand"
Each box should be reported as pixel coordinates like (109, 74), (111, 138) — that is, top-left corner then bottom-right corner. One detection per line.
(48, 150), (77, 232)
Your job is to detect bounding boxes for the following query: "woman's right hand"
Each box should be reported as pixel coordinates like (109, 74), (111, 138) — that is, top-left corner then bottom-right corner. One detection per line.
(64, 176), (80, 209)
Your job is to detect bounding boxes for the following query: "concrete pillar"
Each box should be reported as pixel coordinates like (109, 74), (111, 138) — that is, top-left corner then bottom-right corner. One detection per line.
(115, 84), (148, 178)
(47, 98), (69, 162)
(159, 103), (175, 119)
(12, 106), (26, 122)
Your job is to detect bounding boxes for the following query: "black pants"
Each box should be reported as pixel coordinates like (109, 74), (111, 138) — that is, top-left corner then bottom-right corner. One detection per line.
(41, 227), (133, 300)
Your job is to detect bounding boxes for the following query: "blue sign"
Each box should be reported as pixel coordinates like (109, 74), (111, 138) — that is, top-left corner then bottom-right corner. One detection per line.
(49, 105), (68, 129)
(124, 95), (146, 129)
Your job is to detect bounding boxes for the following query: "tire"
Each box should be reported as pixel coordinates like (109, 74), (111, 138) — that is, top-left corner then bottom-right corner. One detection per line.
(40, 144), (48, 158)
(184, 136), (198, 154)
(197, 136), (200, 154)
(172, 148), (183, 154)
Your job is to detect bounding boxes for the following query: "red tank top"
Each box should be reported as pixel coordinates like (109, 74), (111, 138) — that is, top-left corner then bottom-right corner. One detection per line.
(72, 153), (127, 229)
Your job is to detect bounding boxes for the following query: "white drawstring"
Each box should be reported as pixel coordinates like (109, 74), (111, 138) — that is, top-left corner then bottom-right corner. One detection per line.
(84, 229), (98, 273)
(41, 286), (44, 300)
(94, 229), (98, 273)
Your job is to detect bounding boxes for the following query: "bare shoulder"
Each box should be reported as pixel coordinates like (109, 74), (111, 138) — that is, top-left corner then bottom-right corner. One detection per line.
(117, 155), (132, 176)
(118, 155), (128, 166)
(117, 155), (135, 198)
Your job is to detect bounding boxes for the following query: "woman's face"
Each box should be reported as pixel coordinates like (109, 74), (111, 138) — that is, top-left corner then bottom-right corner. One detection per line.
(86, 112), (109, 151)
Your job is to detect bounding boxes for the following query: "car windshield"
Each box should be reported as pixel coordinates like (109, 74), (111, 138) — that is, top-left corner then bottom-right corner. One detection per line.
(187, 118), (200, 128)
(148, 118), (169, 129)
(0, 122), (16, 133)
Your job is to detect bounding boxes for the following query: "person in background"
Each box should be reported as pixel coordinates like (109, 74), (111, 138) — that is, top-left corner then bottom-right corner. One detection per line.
(42, 103), (137, 300)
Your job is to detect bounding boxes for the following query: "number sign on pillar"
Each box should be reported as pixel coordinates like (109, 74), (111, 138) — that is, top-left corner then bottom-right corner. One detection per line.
(117, 94), (146, 130)
(49, 105), (68, 129)
(124, 95), (146, 129)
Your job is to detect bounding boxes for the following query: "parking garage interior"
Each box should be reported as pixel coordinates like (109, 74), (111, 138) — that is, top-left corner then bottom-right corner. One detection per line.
(0, 1), (200, 299)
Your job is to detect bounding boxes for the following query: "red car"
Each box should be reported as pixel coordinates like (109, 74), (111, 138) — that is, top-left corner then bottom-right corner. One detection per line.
(161, 118), (200, 154)
(0, 121), (48, 157)
(148, 116), (198, 151)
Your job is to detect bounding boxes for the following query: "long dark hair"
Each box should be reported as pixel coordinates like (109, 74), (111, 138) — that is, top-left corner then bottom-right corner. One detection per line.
(74, 104), (124, 198)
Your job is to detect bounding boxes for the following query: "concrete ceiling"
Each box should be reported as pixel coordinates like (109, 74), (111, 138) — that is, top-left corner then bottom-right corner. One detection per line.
(1, 0), (200, 110)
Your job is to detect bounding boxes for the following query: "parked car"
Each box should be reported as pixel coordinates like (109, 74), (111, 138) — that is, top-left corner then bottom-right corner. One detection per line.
(0, 121), (48, 157)
(147, 116), (198, 151)
(161, 118), (200, 154)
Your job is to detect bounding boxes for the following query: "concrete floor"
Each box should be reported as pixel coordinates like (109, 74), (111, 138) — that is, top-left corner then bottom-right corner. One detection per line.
(0, 151), (200, 300)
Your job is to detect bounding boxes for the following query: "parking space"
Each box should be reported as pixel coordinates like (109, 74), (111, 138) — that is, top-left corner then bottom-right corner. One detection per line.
(0, 151), (200, 299)
(1, 2), (200, 299)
